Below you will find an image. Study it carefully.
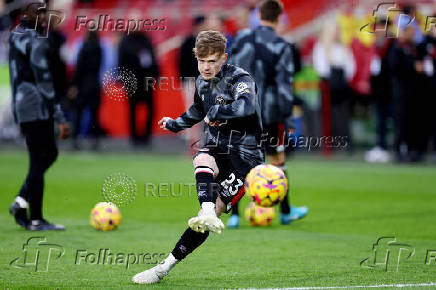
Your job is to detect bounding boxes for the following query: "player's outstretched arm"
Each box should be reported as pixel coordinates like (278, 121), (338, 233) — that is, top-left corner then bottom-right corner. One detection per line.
(206, 75), (256, 122)
(159, 89), (206, 133)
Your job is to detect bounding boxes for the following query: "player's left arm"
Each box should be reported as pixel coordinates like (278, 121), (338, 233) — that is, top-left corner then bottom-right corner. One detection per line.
(206, 75), (256, 121)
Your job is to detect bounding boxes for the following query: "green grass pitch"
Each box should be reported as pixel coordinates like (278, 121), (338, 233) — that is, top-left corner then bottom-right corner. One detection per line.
(0, 150), (435, 289)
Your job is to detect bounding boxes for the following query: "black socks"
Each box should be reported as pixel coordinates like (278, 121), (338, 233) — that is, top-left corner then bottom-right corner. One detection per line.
(171, 228), (210, 260)
(194, 167), (219, 205)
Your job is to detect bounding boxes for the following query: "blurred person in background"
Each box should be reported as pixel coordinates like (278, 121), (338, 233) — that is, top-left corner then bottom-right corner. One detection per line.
(47, 8), (70, 132)
(179, 15), (205, 81)
(179, 15), (205, 153)
(411, 16), (436, 161)
(68, 30), (102, 150)
(9, 0), (69, 231)
(411, 17), (431, 163)
(0, 1), (12, 64)
(229, 0), (308, 228)
(234, 4), (251, 32)
(293, 39), (322, 144)
(269, 1), (303, 154)
(417, 14), (436, 162)
(204, 14), (234, 52)
(365, 18), (394, 163)
(247, 0), (289, 32)
(401, 4), (424, 45)
(387, 16), (422, 162)
(313, 20), (355, 149)
(118, 31), (159, 148)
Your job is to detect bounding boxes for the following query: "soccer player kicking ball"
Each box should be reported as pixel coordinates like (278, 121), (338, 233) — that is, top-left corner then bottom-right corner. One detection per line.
(132, 30), (264, 284)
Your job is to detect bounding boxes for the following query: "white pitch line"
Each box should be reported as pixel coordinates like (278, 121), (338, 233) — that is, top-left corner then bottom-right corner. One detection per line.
(243, 282), (436, 290)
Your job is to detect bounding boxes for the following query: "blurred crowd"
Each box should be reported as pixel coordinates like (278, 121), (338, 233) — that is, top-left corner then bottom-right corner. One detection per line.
(0, 0), (436, 163)
(309, 3), (436, 163)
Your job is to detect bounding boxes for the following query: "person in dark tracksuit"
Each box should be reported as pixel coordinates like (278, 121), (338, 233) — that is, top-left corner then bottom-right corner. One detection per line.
(227, 0), (308, 227)
(8, 1), (69, 231)
(365, 18), (394, 163)
(69, 30), (102, 150)
(417, 22), (436, 161)
(387, 20), (421, 162)
(118, 32), (159, 147)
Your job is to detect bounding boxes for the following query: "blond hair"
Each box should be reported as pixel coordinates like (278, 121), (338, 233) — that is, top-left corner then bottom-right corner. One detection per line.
(193, 30), (227, 58)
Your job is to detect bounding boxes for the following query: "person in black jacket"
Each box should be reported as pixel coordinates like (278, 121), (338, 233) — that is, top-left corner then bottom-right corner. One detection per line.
(178, 15), (205, 152)
(365, 18), (394, 163)
(118, 32), (159, 147)
(387, 19), (421, 162)
(69, 30), (102, 150)
(417, 19), (436, 162)
(228, 0), (308, 227)
(415, 22), (436, 162)
(179, 15), (205, 81)
(9, 0), (69, 231)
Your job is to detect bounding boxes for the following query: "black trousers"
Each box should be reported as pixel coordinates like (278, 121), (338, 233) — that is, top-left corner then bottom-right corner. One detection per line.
(18, 120), (58, 220)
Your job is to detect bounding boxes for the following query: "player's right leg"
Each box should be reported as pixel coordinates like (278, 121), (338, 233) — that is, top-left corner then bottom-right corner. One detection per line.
(132, 151), (225, 284)
(187, 151), (224, 234)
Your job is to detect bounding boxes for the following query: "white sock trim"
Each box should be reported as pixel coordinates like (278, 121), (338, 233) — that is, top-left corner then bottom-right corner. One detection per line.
(15, 196), (28, 208)
(159, 253), (179, 273)
(201, 202), (216, 215)
(194, 167), (214, 175)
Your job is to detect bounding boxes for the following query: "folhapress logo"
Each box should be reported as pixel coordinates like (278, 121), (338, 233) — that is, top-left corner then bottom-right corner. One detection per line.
(9, 237), (65, 272)
(360, 237), (415, 272)
(13, 2), (66, 38)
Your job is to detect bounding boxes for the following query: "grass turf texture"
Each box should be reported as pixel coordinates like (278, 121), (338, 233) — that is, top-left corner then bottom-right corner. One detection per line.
(0, 150), (435, 289)
(0, 65), (9, 85)
(0, 65), (10, 104)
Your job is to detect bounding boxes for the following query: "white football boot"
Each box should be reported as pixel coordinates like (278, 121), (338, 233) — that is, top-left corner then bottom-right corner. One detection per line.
(188, 202), (225, 234)
(132, 253), (178, 284)
(132, 265), (168, 284)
